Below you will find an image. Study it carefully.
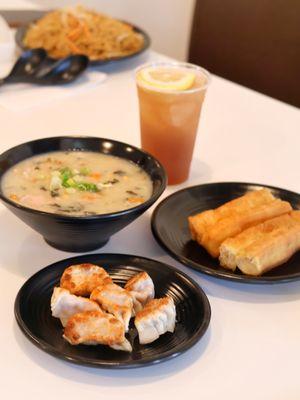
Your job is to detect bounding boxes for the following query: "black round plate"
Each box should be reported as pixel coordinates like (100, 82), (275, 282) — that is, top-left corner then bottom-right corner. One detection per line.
(14, 253), (211, 368)
(151, 182), (300, 284)
(15, 22), (150, 66)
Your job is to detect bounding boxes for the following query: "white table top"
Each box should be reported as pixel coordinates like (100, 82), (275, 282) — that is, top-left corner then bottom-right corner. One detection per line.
(1, 51), (300, 400)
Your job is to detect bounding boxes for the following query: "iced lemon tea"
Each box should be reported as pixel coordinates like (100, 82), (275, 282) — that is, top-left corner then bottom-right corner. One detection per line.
(136, 62), (210, 185)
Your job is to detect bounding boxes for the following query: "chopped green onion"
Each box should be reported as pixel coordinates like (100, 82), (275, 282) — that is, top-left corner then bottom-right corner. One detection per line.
(79, 167), (91, 176)
(77, 182), (99, 192)
(60, 167), (73, 186)
(55, 167), (99, 192)
(66, 178), (76, 187)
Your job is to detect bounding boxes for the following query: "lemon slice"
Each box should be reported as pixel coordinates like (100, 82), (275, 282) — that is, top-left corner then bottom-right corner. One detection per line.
(138, 66), (196, 91)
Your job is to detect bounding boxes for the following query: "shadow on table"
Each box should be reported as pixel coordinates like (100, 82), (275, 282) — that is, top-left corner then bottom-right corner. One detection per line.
(162, 160), (212, 193)
(189, 159), (212, 184)
(170, 262), (300, 304)
(13, 320), (211, 386)
(0, 209), (70, 278)
(0, 208), (166, 279)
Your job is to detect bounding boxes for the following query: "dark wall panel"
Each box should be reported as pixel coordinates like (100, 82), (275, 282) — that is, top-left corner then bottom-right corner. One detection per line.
(189, 0), (300, 107)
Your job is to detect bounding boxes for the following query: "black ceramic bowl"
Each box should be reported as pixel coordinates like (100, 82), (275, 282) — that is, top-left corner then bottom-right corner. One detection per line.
(0, 136), (166, 252)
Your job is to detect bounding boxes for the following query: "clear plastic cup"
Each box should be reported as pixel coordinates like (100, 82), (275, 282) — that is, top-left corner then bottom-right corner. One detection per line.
(135, 61), (210, 185)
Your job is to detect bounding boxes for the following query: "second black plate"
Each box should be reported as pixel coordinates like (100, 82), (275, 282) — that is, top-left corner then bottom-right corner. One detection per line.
(15, 22), (150, 66)
(151, 182), (300, 284)
(15, 253), (211, 368)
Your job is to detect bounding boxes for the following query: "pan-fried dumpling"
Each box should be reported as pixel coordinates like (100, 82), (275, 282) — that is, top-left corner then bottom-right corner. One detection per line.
(60, 263), (112, 296)
(125, 272), (155, 313)
(110, 338), (133, 352)
(63, 310), (132, 352)
(134, 297), (176, 344)
(90, 282), (133, 332)
(51, 287), (100, 327)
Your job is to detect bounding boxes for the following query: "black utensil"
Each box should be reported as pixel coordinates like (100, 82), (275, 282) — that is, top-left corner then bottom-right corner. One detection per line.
(34, 54), (89, 84)
(0, 49), (89, 85)
(3, 48), (47, 82)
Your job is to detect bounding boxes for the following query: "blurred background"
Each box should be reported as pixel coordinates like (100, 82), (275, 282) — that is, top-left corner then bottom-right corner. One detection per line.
(0, 0), (299, 107)
(0, 0), (196, 60)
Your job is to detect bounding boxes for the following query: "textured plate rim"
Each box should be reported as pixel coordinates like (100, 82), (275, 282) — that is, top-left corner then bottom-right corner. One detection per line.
(14, 253), (211, 369)
(151, 181), (300, 284)
(15, 22), (151, 66)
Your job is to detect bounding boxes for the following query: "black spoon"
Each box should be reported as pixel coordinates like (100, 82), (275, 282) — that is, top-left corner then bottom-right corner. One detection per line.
(0, 49), (89, 85)
(34, 54), (90, 85)
(3, 48), (48, 83)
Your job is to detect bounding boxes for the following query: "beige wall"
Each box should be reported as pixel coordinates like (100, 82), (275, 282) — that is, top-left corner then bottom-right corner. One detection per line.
(26, 0), (195, 60)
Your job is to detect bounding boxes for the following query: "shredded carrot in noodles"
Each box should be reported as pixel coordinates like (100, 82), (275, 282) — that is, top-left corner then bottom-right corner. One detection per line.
(23, 6), (144, 60)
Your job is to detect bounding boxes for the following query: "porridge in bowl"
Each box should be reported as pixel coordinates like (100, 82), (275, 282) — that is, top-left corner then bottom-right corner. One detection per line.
(1, 151), (153, 216)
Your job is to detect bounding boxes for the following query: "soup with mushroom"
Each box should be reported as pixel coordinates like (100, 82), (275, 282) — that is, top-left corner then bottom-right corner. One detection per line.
(1, 151), (153, 216)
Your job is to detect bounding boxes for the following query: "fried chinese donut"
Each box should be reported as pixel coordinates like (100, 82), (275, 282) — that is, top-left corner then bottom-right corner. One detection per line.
(189, 189), (292, 257)
(219, 211), (300, 275)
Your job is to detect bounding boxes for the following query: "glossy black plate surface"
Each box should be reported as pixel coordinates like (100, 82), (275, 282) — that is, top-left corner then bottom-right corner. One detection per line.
(152, 182), (300, 284)
(15, 253), (211, 368)
(15, 23), (150, 66)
